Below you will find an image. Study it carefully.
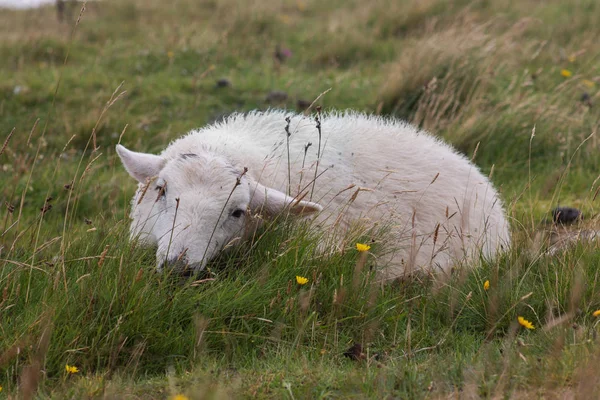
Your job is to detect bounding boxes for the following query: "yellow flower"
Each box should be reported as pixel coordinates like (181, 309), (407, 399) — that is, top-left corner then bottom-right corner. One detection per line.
(296, 276), (308, 285)
(583, 79), (596, 88)
(356, 243), (371, 252)
(518, 316), (535, 330)
(593, 309), (600, 317)
(0, 385), (2, 392)
(560, 69), (572, 78)
(171, 395), (189, 400)
(65, 364), (79, 374)
(167, 51), (174, 59)
(567, 54), (576, 63)
(483, 280), (490, 291)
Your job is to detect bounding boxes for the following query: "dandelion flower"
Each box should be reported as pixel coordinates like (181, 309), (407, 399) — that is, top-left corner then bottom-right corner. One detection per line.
(171, 395), (189, 400)
(593, 310), (600, 317)
(518, 316), (535, 330)
(65, 364), (79, 374)
(356, 243), (371, 252)
(0, 385), (2, 392)
(296, 275), (308, 285)
(582, 79), (596, 88)
(483, 280), (490, 291)
(167, 51), (174, 59)
(561, 69), (572, 78)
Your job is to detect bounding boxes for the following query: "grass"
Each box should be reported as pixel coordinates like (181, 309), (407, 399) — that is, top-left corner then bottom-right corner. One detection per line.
(1, 0), (600, 398)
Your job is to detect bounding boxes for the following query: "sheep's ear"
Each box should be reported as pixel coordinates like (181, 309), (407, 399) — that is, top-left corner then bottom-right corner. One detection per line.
(249, 182), (323, 216)
(116, 144), (165, 183)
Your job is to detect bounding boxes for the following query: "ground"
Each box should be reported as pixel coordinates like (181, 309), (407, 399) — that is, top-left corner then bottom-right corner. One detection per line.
(1, 0), (600, 398)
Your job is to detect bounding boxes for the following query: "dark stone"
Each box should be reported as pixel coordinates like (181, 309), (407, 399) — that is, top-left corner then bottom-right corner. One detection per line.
(216, 79), (231, 88)
(581, 92), (593, 108)
(552, 206), (582, 225)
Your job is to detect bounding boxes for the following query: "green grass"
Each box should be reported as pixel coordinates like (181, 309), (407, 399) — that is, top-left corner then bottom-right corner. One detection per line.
(1, 0), (600, 398)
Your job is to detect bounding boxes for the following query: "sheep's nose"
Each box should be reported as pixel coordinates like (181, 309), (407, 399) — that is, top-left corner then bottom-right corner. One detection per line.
(161, 254), (205, 276)
(162, 255), (193, 276)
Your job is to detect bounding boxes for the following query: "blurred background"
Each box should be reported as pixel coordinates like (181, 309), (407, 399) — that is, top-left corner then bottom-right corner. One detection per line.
(1, 0), (599, 222)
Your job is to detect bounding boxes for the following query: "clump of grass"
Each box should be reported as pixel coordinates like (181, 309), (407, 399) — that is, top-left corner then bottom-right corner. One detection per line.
(378, 24), (491, 122)
(378, 13), (600, 204)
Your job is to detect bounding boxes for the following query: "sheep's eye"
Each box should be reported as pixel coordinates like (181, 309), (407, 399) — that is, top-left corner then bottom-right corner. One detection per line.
(231, 209), (245, 218)
(155, 186), (166, 201)
(154, 180), (167, 201)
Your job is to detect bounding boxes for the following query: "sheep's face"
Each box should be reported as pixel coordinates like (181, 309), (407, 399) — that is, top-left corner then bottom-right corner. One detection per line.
(116, 145), (322, 274)
(146, 153), (251, 272)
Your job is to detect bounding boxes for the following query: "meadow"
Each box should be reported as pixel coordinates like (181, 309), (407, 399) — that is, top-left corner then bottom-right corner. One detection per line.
(1, 0), (600, 398)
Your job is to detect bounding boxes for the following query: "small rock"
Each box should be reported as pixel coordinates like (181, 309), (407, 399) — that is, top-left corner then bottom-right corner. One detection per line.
(552, 206), (582, 225)
(216, 78), (231, 88)
(265, 90), (288, 103)
(296, 99), (311, 110)
(581, 92), (592, 108)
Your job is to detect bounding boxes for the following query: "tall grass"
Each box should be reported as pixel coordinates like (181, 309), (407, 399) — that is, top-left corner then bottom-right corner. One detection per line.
(1, 0), (600, 398)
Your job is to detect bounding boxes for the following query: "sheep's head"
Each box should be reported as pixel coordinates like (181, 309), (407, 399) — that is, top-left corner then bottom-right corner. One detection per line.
(116, 144), (322, 273)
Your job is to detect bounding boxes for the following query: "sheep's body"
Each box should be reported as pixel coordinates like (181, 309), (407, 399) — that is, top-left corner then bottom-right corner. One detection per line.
(119, 110), (510, 279)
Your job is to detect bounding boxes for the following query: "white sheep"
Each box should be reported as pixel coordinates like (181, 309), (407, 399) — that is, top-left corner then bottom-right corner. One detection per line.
(116, 110), (510, 279)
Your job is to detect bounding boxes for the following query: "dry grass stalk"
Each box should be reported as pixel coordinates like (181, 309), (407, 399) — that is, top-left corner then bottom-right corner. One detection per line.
(97, 244), (109, 268)
(0, 128), (15, 158)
